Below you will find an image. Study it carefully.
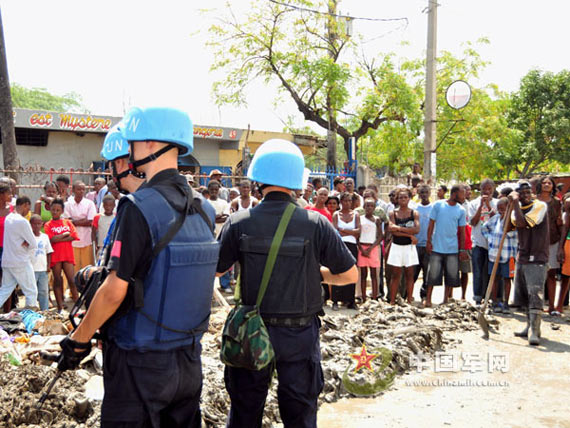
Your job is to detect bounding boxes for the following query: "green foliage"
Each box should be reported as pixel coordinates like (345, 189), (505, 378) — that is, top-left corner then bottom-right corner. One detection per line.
(10, 83), (84, 112)
(366, 39), (517, 182)
(207, 0), (418, 163)
(502, 69), (570, 177)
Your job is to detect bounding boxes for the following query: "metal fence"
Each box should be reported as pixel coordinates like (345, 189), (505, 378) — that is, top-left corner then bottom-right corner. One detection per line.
(308, 165), (357, 190)
(0, 168), (110, 201)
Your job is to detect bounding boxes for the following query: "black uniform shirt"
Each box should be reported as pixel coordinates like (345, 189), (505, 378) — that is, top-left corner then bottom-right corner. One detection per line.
(108, 168), (191, 282)
(217, 191), (355, 316)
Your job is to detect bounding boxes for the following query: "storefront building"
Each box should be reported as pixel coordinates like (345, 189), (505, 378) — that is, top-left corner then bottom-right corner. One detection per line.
(1, 108), (319, 178)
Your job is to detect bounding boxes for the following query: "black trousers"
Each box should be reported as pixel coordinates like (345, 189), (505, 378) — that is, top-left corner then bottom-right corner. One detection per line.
(101, 341), (203, 428)
(331, 242), (357, 304)
(224, 317), (324, 428)
(415, 246), (429, 298)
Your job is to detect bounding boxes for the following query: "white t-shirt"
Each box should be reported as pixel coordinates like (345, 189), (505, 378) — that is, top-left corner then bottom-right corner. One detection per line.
(64, 197), (97, 248)
(208, 198), (230, 236)
(1, 212), (37, 268)
(468, 196), (498, 249)
(31, 233), (54, 272)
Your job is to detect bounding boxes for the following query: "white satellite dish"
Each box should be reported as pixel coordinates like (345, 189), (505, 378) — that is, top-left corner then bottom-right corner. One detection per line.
(446, 80), (471, 110)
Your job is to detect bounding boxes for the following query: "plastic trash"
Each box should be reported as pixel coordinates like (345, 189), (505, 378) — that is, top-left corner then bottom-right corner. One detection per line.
(19, 309), (45, 334)
(6, 352), (22, 366)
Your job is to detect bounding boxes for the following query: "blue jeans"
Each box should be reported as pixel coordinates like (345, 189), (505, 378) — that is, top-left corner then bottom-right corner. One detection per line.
(426, 252), (459, 287)
(35, 271), (49, 311)
(219, 271), (231, 289)
(472, 246), (489, 303)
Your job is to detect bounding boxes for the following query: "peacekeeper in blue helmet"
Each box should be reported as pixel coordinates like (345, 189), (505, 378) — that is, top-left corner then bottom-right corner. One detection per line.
(94, 125), (145, 265)
(100, 124), (145, 195)
(216, 139), (358, 428)
(57, 107), (219, 427)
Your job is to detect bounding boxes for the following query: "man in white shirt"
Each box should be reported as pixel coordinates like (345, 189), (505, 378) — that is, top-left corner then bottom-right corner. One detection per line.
(207, 180), (231, 292)
(64, 181), (97, 271)
(0, 196), (38, 308)
(467, 178), (498, 305)
(209, 169), (230, 202)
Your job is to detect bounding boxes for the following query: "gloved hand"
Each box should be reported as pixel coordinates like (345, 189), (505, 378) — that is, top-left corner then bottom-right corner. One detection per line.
(57, 337), (92, 371)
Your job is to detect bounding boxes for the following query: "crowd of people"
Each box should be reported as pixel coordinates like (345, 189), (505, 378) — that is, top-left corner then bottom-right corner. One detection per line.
(1, 170), (569, 324)
(0, 175), (117, 314)
(277, 174), (570, 323)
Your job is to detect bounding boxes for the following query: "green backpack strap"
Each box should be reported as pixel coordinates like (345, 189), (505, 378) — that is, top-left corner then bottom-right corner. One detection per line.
(233, 203), (296, 305)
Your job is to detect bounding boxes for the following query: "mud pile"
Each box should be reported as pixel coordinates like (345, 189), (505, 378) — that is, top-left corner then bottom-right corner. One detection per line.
(198, 299), (486, 427)
(0, 300), (486, 428)
(0, 360), (100, 428)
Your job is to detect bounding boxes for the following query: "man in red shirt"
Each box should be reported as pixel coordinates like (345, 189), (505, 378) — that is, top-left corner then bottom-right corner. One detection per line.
(305, 187), (332, 222)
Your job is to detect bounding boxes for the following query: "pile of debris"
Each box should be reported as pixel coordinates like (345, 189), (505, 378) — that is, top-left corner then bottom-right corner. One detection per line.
(198, 299), (488, 427)
(0, 300), (489, 428)
(0, 309), (101, 428)
(0, 360), (99, 428)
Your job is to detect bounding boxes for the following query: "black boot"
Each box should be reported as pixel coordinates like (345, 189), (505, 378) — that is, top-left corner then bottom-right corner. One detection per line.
(514, 312), (530, 338)
(528, 311), (541, 346)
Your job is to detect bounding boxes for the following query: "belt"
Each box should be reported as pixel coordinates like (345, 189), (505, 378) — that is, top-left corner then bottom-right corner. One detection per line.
(262, 315), (315, 327)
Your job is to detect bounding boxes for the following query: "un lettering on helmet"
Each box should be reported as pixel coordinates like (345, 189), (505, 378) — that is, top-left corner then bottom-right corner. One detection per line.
(127, 117), (141, 133)
(101, 124), (129, 161)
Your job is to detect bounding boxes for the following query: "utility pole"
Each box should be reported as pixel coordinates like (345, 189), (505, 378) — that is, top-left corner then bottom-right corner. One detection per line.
(0, 7), (18, 174)
(423, 0), (437, 182)
(326, 0), (337, 170)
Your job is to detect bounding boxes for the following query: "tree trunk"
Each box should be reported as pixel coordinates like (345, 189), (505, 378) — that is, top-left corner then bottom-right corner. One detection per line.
(0, 7), (18, 177)
(326, 128), (337, 170)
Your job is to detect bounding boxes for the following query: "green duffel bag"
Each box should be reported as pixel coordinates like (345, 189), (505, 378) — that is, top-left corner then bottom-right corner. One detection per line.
(220, 203), (295, 371)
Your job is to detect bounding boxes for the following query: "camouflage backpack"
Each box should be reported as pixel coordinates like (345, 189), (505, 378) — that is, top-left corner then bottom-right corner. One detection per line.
(220, 203), (295, 371)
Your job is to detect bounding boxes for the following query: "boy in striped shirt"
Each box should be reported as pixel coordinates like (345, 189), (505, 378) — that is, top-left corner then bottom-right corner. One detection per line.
(482, 197), (518, 313)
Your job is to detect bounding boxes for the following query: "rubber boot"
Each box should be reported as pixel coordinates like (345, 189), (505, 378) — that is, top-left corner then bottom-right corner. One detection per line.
(514, 312), (530, 338)
(528, 311), (541, 346)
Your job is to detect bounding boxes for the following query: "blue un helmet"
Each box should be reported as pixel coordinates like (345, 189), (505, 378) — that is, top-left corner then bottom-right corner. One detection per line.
(101, 124), (129, 161)
(247, 139), (305, 190)
(120, 106), (193, 154)
(119, 106), (193, 175)
(101, 124), (144, 186)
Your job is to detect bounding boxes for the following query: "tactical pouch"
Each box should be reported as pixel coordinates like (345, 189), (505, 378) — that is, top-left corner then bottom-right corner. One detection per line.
(220, 203), (295, 370)
(220, 304), (274, 370)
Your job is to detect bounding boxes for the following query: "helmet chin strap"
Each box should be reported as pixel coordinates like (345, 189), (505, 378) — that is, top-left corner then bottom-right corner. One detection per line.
(128, 142), (174, 177)
(111, 159), (143, 194)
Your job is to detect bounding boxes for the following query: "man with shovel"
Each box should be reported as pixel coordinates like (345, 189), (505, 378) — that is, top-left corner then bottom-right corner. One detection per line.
(509, 181), (549, 346)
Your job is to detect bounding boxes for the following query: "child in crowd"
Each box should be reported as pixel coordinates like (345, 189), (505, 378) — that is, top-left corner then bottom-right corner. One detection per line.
(357, 198), (383, 301)
(44, 198), (79, 312)
(30, 214), (53, 311)
(481, 197), (518, 313)
(92, 194), (116, 258)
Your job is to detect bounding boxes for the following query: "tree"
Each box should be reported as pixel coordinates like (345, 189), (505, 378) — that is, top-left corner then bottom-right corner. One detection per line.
(207, 0), (417, 168)
(10, 83), (84, 112)
(0, 8), (18, 172)
(502, 69), (570, 177)
(365, 39), (516, 182)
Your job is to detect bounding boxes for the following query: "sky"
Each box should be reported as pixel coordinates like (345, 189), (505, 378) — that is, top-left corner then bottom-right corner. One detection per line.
(2, 0), (570, 133)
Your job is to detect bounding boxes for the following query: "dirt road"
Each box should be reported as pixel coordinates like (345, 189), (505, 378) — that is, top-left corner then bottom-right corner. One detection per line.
(318, 312), (570, 428)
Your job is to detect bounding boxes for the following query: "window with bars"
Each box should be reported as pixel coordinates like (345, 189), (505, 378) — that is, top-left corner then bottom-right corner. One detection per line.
(0, 128), (49, 146)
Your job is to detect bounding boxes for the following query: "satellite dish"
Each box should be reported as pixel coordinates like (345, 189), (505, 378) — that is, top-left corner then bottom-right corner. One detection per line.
(446, 80), (471, 110)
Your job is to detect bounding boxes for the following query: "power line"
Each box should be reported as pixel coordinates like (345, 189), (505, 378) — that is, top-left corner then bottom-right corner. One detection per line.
(268, 0), (409, 24)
